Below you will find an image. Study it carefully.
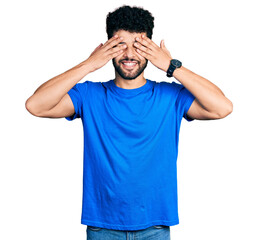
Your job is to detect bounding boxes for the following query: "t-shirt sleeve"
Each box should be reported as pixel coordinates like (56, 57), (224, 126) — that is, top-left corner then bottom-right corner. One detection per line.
(175, 83), (195, 122)
(65, 82), (87, 121)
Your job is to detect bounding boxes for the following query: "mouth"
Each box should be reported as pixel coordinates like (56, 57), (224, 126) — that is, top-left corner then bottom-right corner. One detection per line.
(120, 60), (138, 70)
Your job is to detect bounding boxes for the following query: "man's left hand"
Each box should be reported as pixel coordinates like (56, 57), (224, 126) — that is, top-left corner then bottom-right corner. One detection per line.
(134, 35), (172, 72)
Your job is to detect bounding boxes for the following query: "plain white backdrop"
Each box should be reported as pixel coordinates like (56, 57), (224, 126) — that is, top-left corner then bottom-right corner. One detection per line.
(1, 0), (257, 239)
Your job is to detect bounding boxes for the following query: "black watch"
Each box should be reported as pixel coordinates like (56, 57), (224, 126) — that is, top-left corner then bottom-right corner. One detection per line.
(166, 59), (182, 78)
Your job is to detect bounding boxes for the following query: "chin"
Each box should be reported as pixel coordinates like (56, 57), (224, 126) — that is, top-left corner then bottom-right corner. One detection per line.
(112, 59), (148, 80)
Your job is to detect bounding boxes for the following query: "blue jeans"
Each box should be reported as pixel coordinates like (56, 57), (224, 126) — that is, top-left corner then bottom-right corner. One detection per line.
(86, 225), (170, 240)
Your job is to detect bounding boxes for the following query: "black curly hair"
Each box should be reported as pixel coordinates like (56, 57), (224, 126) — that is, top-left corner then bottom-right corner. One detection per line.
(106, 5), (154, 39)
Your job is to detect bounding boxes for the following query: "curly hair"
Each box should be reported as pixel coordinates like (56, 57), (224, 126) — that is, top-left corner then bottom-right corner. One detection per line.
(106, 5), (155, 39)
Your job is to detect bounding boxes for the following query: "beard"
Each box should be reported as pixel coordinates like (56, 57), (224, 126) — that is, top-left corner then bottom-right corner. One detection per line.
(112, 58), (148, 80)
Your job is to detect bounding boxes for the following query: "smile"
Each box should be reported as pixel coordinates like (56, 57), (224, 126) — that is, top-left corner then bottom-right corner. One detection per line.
(121, 61), (138, 69)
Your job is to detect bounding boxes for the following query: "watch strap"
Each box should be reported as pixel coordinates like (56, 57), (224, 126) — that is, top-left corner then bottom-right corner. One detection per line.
(166, 59), (182, 78)
(166, 60), (176, 78)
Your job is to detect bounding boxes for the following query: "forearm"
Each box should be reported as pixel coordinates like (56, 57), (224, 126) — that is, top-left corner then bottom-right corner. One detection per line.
(173, 66), (232, 114)
(132, 35), (232, 118)
(26, 60), (91, 115)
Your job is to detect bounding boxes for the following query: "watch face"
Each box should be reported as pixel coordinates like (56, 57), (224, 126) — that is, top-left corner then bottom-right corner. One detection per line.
(172, 59), (182, 68)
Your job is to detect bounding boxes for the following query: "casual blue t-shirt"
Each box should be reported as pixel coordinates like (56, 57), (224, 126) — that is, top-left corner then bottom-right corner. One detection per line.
(65, 79), (195, 231)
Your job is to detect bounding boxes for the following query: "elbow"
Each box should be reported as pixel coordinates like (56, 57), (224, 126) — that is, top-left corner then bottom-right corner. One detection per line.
(25, 98), (34, 116)
(25, 98), (40, 117)
(217, 99), (233, 119)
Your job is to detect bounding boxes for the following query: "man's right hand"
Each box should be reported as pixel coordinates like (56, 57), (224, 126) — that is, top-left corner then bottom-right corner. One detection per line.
(85, 35), (127, 73)
(25, 35), (127, 118)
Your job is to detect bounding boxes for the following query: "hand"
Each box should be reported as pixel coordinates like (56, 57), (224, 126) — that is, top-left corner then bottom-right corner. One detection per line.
(134, 35), (172, 72)
(85, 35), (127, 73)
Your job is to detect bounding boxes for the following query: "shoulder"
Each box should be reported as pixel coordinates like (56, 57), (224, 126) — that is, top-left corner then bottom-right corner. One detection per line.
(78, 80), (103, 90)
(153, 80), (184, 95)
(86, 80), (111, 88)
(71, 81), (103, 98)
(154, 80), (182, 88)
(81, 80), (109, 98)
(82, 80), (101, 86)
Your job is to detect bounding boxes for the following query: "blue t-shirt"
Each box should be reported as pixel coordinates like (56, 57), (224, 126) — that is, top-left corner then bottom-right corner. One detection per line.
(65, 79), (195, 230)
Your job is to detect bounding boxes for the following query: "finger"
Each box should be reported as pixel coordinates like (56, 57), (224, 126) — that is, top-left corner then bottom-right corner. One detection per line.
(160, 40), (168, 52)
(102, 35), (119, 48)
(136, 35), (157, 49)
(108, 47), (127, 60)
(135, 37), (150, 49)
(161, 40), (172, 58)
(134, 42), (152, 55)
(161, 40), (168, 51)
(89, 43), (103, 57)
(104, 36), (125, 50)
(135, 48), (150, 60)
(107, 44), (127, 59)
(92, 43), (103, 53)
(95, 43), (103, 50)
(160, 40), (164, 48)
(108, 43), (127, 54)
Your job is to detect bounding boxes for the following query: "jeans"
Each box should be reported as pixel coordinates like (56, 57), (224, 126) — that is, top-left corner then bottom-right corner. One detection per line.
(86, 225), (170, 240)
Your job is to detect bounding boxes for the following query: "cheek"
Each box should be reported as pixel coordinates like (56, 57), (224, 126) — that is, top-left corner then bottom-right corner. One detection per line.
(134, 49), (142, 58)
(135, 51), (146, 61)
(138, 54), (147, 63)
(113, 56), (121, 63)
(133, 48), (147, 61)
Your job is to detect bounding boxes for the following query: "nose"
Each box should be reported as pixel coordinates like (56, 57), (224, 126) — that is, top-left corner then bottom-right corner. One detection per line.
(122, 44), (137, 59)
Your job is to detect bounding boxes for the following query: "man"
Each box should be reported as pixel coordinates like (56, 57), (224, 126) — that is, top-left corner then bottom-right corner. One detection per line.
(25, 5), (233, 240)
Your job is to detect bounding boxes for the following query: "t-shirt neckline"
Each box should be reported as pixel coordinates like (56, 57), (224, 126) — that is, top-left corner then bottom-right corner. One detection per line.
(110, 79), (151, 96)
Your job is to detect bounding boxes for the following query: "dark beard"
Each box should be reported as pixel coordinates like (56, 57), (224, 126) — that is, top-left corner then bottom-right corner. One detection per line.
(112, 58), (148, 80)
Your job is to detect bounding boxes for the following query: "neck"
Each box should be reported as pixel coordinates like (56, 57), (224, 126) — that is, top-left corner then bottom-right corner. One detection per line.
(114, 72), (146, 89)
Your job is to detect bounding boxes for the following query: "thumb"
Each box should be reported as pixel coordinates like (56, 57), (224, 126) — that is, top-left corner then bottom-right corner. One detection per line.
(90, 43), (103, 55)
(95, 43), (103, 50)
(161, 40), (172, 58)
(160, 39), (165, 49)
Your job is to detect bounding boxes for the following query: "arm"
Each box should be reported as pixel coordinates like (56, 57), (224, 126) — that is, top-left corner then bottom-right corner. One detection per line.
(133, 35), (233, 120)
(25, 61), (91, 118)
(25, 35), (127, 118)
(173, 66), (233, 120)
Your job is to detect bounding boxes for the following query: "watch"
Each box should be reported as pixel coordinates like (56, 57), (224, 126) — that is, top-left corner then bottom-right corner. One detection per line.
(166, 59), (182, 77)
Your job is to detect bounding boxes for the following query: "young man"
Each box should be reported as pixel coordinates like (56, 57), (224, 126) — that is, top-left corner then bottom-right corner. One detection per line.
(25, 5), (233, 240)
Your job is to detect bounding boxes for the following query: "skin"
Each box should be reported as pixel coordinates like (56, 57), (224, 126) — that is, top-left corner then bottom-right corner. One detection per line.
(112, 32), (148, 82)
(111, 31), (148, 89)
(26, 34), (129, 117)
(110, 30), (233, 120)
(26, 29), (233, 120)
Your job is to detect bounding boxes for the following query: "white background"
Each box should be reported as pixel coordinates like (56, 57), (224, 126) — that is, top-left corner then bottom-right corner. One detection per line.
(1, 0), (257, 239)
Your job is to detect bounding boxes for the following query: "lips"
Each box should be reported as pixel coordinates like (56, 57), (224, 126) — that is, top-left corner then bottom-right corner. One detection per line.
(121, 60), (138, 70)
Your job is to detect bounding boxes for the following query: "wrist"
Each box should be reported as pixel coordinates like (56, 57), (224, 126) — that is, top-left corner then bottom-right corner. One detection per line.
(79, 59), (96, 74)
(162, 58), (172, 72)
(166, 59), (182, 78)
(172, 66), (184, 79)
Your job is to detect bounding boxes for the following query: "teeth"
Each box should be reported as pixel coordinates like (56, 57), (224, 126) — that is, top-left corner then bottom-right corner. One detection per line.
(123, 62), (136, 66)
